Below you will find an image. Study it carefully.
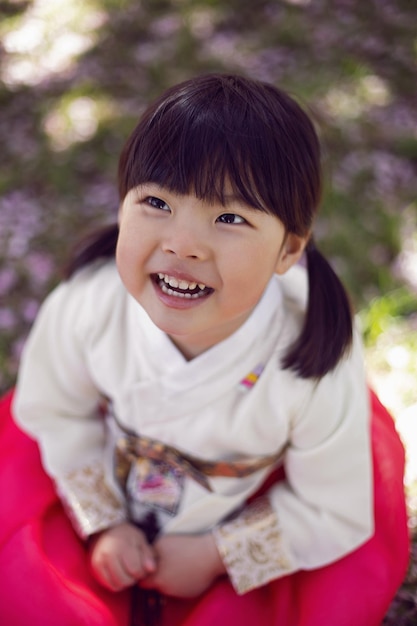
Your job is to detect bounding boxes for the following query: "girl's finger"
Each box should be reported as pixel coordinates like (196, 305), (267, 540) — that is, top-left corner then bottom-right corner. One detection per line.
(122, 543), (157, 579)
(100, 559), (137, 591)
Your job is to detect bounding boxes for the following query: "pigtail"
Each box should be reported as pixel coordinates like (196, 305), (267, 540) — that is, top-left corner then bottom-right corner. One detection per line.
(63, 223), (119, 279)
(282, 239), (353, 378)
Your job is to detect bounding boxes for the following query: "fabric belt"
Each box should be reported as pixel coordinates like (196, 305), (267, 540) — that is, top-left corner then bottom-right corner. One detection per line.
(115, 429), (284, 493)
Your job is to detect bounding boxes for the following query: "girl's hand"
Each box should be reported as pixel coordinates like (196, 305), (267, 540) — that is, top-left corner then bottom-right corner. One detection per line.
(89, 522), (157, 591)
(139, 533), (226, 598)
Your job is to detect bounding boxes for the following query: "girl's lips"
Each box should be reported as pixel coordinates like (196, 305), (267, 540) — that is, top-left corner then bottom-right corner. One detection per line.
(151, 273), (213, 308)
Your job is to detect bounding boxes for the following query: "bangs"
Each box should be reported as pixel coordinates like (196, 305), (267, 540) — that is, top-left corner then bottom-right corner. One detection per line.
(118, 74), (321, 234)
(137, 123), (269, 212)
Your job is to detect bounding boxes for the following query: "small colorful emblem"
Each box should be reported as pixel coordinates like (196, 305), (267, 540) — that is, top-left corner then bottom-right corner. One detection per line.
(239, 364), (264, 391)
(126, 458), (184, 516)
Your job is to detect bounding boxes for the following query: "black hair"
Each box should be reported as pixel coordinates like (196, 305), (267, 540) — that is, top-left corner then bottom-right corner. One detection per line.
(64, 73), (352, 378)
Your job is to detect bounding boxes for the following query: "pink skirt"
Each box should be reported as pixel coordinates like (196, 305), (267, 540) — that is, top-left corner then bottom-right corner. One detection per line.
(0, 389), (409, 626)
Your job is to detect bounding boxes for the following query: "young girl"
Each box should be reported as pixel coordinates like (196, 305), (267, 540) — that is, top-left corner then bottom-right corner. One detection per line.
(0, 74), (409, 626)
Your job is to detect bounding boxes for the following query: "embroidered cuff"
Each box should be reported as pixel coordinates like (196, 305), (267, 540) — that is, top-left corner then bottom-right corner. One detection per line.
(213, 496), (294, 594)
(56, 461), (127, 539)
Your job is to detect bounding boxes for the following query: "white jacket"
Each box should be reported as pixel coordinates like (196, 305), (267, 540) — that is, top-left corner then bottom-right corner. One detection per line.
(14, 260), (373, 594)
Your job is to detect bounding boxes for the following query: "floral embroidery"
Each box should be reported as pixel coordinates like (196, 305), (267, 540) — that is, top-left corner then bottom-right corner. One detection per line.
(214, 496), (293, 594)
(126, 457), (185, 516)
(57, 461), (126, 539)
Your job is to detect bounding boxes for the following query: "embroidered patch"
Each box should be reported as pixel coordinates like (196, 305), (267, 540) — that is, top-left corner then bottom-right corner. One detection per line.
(239, 364), (264, 391)
(126, 458), (185, 516)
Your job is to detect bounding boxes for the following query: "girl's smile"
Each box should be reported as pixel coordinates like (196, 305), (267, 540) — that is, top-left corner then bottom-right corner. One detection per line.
(116, 183), (306, 358)
(153, 272), (213, 304)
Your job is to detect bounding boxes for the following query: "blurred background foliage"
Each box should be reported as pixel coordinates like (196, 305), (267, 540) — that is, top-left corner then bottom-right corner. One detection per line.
(1, 1), (417, 620)
(0, 0), (416, 398)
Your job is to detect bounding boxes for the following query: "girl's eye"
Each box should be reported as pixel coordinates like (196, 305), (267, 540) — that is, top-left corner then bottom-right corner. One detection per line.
(146, 196), (170, 211)
(216, 213), (246, 225)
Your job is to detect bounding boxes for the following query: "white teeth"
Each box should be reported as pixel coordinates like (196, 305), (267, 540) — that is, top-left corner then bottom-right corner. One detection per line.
(157, 273), (206, 291)
(160, 283), (203, 299)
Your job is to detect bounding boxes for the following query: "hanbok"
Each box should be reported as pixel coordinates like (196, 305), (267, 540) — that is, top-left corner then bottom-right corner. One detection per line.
(0, 389), (409, 626)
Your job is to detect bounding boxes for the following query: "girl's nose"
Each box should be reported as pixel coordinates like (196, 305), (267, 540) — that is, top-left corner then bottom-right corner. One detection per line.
(161, 225), (209, 260)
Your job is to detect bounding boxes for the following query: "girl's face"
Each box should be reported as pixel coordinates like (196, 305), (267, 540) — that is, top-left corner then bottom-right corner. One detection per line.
(116, 183), (306, 359)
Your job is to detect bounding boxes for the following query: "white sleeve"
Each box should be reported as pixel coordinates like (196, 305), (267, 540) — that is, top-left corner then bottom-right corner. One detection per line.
(214, 332), (373, 594)
(13, 274), (127, 538)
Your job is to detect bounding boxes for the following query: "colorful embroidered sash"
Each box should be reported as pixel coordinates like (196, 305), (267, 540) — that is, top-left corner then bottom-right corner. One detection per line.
(115, 430), (285, 493)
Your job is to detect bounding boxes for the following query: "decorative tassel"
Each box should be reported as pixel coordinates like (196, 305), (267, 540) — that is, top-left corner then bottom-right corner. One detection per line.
(131, 588), (163, 626)
(131, 512), (164, 626)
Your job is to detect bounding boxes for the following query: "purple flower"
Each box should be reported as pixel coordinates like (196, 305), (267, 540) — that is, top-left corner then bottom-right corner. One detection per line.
(0, 308), (16, 330)
(0, 268), (17, 295)
(21, 299), (40, 323)
(25, 252), (54, 286)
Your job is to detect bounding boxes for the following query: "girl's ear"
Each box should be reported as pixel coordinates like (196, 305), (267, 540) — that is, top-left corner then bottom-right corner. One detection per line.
(275, 233), (308, 275)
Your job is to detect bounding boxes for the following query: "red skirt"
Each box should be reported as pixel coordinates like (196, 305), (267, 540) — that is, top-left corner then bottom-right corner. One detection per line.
(0, 389), (409, 626)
